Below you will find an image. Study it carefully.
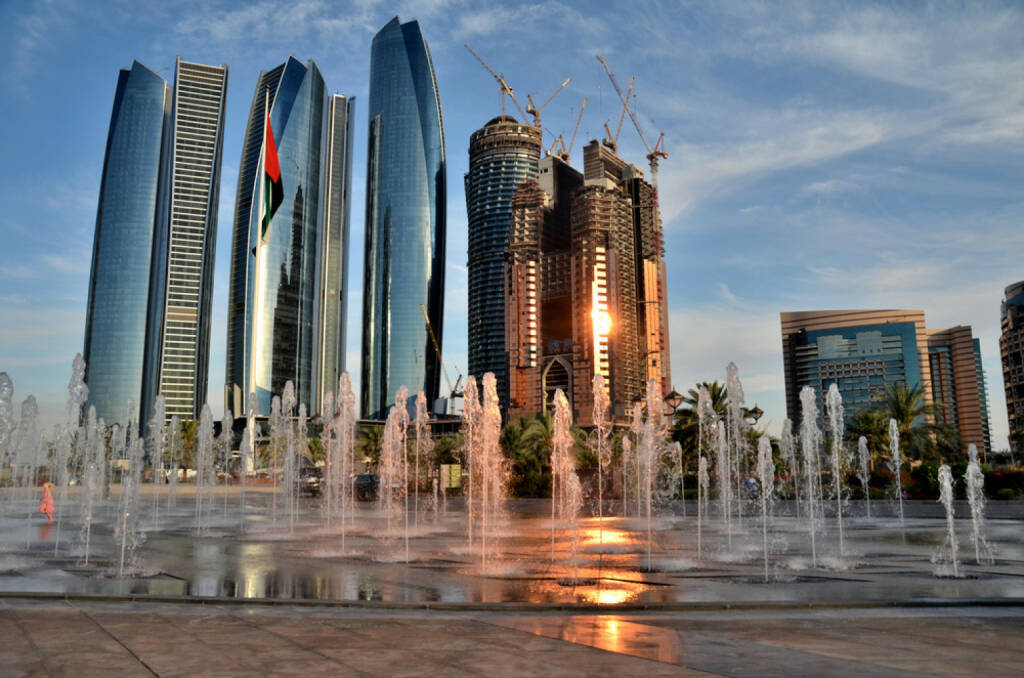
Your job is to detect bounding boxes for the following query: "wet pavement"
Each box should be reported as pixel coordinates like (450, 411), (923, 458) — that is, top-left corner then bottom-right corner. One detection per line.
(1, 597), (1020, 676)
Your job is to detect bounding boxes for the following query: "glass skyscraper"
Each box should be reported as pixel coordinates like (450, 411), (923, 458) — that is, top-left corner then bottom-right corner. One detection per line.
(362, 17), (446, 419)
(154, 58), (228, 422)
(318, 94), (356, 408)
(85, 58), (229, 426)
(466, 117), (541, 411)
(84, 60), (171, 425)
(225, 57), (328, 416)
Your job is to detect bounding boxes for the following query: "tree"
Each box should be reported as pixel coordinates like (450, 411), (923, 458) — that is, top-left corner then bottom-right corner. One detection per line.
(356, 423), (383, 466)
(881, 382), (960, 461)
(846, 408), (889, 470)
(178, 418), (199, 475)
(306, 436), (324, 464)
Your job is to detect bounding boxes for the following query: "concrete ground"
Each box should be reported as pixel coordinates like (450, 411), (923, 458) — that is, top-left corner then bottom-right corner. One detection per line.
(1, 597), (1020, 677)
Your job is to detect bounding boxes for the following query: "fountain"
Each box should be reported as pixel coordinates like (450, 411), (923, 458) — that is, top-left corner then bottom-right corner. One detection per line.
(825, 383), (848, 555)
(414, 390), (428, 527)
(933, 463), (959, 578)
(799, 386), (824, 568)
(380, 386), (409, 554)
(725, 363), (745, 528)
(78, 407), (104, 565)
(857, 436), (871, 519)
(756, 435), (774, 582)
(591, 374), (611, 532)
(194, 405), (214, 533)
(715, 422), (731, 549)
(965, 443), (993, 565)
(697, 454), (709, 559)
(167, 414), (181, 510)
(148, 395), (165, 527)
(551, 388), (581, 580)
(888, 418), (905, 533)
(780, 419), (799, 518)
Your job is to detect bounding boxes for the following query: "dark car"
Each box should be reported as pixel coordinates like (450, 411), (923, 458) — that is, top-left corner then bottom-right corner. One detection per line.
(296, 466), (323, 497)
(353, 472), (379, 502)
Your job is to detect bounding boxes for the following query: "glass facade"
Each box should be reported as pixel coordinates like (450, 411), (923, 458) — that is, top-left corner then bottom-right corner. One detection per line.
(318, 94), (356, 410)
(84, 60), (170, 425)
(788, 321), (923, 418)
(1000, 281), (1024, 453)
(225, 57), (326, 416)
(466, 117), (541, 411)
(362, 17), (446, 419)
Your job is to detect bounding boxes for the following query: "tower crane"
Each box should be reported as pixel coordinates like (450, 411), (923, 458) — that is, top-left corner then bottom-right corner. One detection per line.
(556, 97), (587, 162)
(420, 303), (461, 414)
(526, 77), (571, 128)
(596, 55), (668, 215)
(602, 76), (634, 154)
(464, 44), (529, 123)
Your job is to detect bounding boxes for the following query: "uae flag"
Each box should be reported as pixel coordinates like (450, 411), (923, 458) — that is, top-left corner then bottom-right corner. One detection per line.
(260, 109), (283, 243)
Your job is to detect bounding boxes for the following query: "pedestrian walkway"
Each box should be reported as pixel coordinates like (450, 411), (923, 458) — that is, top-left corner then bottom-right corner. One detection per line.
(1, 597), (1020, 676)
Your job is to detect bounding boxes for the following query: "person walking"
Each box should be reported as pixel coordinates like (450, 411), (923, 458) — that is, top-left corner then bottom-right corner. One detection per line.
(39, 481), (54, 524)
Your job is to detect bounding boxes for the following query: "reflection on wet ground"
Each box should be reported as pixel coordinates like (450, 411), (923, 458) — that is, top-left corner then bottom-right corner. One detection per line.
(1, 487), (1023, 606)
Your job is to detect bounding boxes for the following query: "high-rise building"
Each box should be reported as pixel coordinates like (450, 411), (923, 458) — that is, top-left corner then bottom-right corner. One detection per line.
(781, 310), (991, 456)
(318, 94), (356, 409)
(927, 326), (991, 456)
(362, 16), (446, 419)
(225, 57), (328, 416)
(506, 141), (664, 427)
(1001, 281), (1024, 455)
(84, 60), (171, 425)
(781, 310), (932, 426)
(154, 58), (228, 421)
(466, 116), (541, 411)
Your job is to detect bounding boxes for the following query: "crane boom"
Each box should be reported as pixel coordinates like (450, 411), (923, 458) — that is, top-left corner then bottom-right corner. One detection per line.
(566, 96), (587, 160)
(465, 44), (529, 123)
(420, 303), (454, 401)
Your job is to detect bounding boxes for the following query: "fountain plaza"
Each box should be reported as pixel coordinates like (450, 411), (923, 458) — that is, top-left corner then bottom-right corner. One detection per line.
(0, 359), (1022, 675)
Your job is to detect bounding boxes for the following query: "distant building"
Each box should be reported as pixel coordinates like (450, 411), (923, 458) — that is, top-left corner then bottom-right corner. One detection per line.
(362, 17), (446, 419)
(85, 58), (228, 426)
(1001, 281), (1024, 455)
(466, 116), (541, 412)
(781, 310), (991, 456)
(506, 140), (670, 426)
(225, 57), (332, 417)
(926, 326), (991, 457)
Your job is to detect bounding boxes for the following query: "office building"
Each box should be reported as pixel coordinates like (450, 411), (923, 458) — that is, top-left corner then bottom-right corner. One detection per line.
(225, 57), (327, 416)
(362, 17), (446, 419)
(84, 60), (171, 425)
(154, 58), (228, 421)
(1001, 281), (1024, 455)
(318, 94), (356, 409)
(466, 116), (541, 411)
(782, 310), (991, 456)
(927, 326), (991, 456)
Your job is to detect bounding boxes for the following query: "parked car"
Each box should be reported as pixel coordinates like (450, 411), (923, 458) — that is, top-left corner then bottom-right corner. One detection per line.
(352, 472), (379, 502)
(296, 466), (323, 497)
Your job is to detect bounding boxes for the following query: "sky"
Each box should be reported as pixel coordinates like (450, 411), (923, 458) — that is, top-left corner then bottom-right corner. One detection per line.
(1, 0), (1022, 450)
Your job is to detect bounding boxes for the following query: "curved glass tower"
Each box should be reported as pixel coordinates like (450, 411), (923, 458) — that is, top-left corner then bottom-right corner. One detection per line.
(466, 117), (541, 411)
(362, 17), (446, 419)
(225, 57), (327, 415)
(84, 60), (170, 425)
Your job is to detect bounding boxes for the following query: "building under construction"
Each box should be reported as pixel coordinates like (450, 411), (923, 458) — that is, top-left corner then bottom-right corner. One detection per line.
(505, 141), (671, 426)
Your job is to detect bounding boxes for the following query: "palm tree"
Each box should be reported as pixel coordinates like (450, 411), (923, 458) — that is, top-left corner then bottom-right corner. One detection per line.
(846, 408), (888, 470)
(178, 418), (199, 476)
(881, 382), (960, 461)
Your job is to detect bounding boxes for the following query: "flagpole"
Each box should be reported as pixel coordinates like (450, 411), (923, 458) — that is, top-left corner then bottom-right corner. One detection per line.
(249, 86), (269, 413)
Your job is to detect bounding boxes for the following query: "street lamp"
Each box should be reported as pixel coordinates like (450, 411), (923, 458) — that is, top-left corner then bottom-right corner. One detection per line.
(664, 388), (683, 412)
(748, 404), (764, 424)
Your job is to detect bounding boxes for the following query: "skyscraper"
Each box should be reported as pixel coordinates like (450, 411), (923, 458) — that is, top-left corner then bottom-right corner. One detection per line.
(84, 60), (170, 425)
(466, 116), (541, 411)
(1001, 281), (1024, 455)
(505, 141), (660, 426)
(154, 58), (228, 421)
(225, 57), (328, 416)
(318, 94), (356, 409)
(362, 17), (446, 419)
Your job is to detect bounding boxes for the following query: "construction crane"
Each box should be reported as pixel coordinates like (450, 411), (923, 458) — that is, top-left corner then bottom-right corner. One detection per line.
(562, 97), (587, 162)
(602, 76), (634, 154)
(464, 44), (529, 123)
(596, 55), (669, 214)
(526, 77), (571, 128)
(420, 303), (461, 413)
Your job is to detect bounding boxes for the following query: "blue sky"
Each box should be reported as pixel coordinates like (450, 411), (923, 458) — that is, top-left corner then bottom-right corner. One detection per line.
(1, 1), (1022, 449)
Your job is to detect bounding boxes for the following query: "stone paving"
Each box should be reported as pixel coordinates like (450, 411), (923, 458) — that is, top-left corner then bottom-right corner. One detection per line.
(1, 598), (1021, 677)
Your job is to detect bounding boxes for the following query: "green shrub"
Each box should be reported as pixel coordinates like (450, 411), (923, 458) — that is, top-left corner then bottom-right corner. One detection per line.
(996, 488), (1017, 500)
